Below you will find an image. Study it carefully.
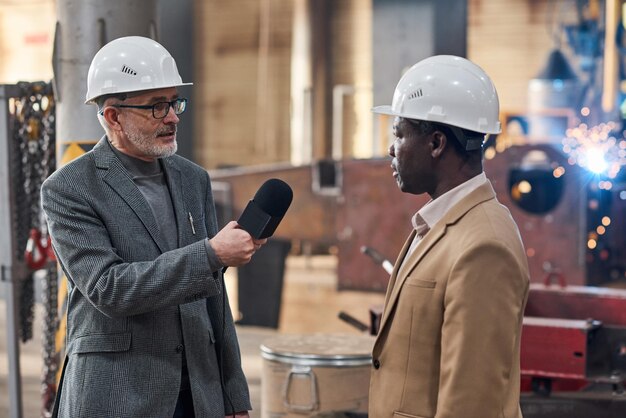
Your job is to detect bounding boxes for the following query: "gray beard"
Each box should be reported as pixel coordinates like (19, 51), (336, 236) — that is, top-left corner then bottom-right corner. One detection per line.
(125, 127), (177, 158)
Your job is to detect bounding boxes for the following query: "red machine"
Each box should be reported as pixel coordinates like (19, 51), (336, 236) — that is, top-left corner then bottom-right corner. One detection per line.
(522, 282), (626, 391)
(519, 282), (626, 417)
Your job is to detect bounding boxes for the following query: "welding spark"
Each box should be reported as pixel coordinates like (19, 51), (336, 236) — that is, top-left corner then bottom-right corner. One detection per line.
(562, 121), (626, 178)
(586, 148), (608, 174)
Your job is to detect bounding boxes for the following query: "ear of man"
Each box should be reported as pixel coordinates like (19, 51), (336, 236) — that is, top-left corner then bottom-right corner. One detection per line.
(102, 106), (123, 132)
(432, 125), (479, 162)
(429, 130), (447, 159)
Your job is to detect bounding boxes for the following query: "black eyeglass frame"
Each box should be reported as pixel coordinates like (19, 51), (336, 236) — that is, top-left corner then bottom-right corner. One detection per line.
(109, 97), (188, 119)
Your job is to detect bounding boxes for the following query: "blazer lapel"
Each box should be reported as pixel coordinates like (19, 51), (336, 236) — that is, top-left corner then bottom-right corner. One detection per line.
(378, 226), (446, 334)
(377, 181), (499, 338)
(384, 230), (416, 308)
(162, 158), (187, 248)
(94, 138), (168, 253)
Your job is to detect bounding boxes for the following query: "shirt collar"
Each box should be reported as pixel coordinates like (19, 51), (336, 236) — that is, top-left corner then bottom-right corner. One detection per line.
(414, 172), (487, 231)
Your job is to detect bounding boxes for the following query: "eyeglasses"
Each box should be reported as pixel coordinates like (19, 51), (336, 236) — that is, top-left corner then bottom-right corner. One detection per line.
(111, 98), (188, 119)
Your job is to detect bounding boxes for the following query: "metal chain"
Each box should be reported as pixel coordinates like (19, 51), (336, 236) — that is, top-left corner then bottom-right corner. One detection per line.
(15, 81), (55, 232)
(17, 273), (35, 341)
(8, 81), (57, 417)
(9, 94), (28, 261)
(11, 81), (56, 343)
(38, 84), (57, 418)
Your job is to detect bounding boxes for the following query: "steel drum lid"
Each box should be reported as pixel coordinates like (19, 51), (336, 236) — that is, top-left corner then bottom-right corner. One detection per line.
(260, 333), (374, 367)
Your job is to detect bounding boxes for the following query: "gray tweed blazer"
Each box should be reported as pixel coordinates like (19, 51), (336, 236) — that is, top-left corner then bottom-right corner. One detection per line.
(41, 137), (251, 418)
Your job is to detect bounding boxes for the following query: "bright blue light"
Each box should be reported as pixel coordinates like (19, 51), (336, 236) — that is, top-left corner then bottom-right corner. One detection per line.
(586, 148), (608, 174)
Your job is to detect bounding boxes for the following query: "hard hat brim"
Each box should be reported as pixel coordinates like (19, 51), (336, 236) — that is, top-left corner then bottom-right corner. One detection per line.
(371, 105), (502, 134)
(371, 105), (396, 116)
(371, 105), (425, 121)
(85, 82), (194, 105)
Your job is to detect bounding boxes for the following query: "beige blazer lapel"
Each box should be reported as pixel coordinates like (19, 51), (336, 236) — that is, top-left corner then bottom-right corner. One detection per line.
(378, 225), (446, 335)
(383, 230), (416, 307)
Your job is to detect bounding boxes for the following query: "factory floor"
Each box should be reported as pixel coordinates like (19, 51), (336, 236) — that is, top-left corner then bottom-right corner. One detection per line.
(0, 255), (385, 418)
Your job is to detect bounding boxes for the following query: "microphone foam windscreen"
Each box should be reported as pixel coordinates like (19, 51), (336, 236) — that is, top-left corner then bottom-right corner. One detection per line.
(253, 178), (293, 217)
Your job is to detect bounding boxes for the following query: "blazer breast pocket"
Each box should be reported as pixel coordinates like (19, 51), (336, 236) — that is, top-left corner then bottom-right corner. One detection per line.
(404, 277), (436, 289)
(187, 211), (208, 238)
(393, 411), (430, 418)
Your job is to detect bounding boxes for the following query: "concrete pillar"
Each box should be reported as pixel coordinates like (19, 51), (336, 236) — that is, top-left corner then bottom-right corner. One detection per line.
(54, 0), (159, 146)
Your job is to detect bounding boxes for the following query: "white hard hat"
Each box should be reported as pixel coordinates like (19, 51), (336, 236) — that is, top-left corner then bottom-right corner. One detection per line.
(373, 55), (501, 136)
(85, 36), (192, 104)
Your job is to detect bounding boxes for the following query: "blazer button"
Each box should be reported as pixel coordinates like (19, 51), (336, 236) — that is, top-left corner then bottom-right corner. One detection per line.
(373, 359), (380, 369)
(175, 344), (184, 354)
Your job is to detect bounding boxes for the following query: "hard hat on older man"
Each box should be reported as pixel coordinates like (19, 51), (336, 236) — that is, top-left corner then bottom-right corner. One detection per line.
(85, 36), (192, 104)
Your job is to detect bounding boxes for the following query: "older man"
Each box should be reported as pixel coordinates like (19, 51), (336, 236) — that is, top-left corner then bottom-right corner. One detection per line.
(42, 36), (261, 418)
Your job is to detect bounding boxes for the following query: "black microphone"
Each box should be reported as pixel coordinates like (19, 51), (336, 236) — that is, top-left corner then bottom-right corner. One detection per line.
(237, 178), (293, 239)
(221, 179), (292, 274)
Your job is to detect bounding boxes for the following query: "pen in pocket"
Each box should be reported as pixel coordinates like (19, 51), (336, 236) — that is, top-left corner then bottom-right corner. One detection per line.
(188, 212), (196, 235)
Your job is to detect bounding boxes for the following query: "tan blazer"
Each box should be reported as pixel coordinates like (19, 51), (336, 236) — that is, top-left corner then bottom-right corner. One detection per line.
(369, 182), (529, 418)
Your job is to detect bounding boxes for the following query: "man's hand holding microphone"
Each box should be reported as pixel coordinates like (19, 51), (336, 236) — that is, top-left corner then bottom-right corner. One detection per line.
(209, 178), (293, 269)
(209, 221), (267, 266)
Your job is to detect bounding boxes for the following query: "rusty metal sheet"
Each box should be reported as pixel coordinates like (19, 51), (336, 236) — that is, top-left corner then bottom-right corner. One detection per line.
(526, 283), (626, 326)
(335, 158), (428, 291)
(210, 141), (621, 290)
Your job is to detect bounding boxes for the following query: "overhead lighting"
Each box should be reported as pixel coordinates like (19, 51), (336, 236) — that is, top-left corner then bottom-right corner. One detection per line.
(534, 49), (578, 81)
